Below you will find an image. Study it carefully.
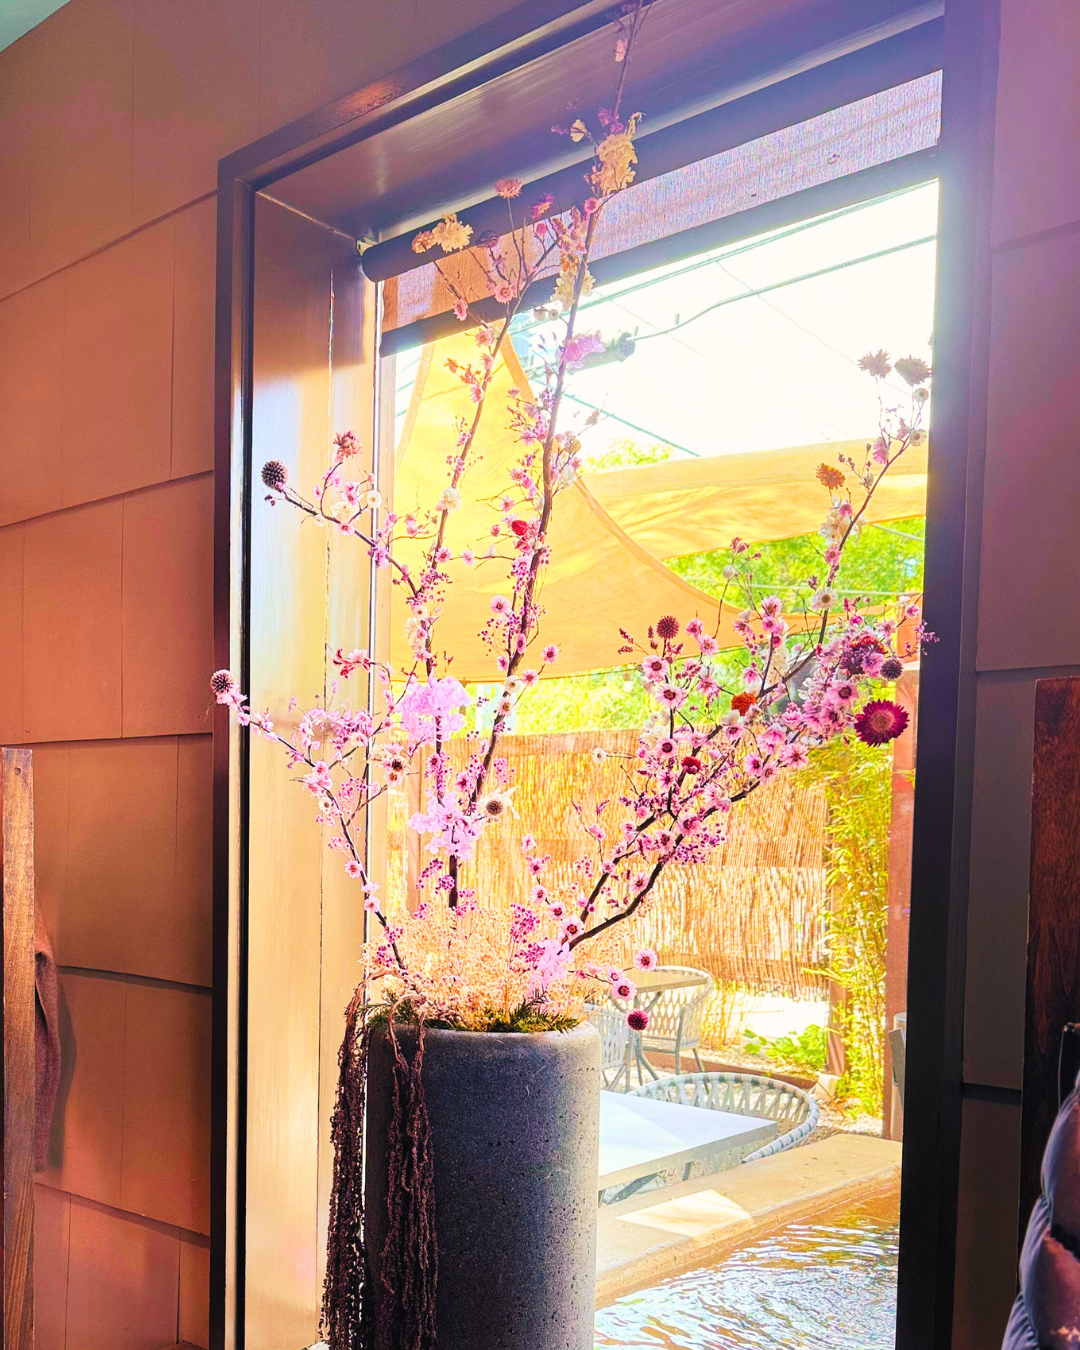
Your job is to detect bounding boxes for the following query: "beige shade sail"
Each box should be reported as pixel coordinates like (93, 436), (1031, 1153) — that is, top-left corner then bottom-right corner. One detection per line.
(589, 437), (928, 560)
(388, 332), (927, 680)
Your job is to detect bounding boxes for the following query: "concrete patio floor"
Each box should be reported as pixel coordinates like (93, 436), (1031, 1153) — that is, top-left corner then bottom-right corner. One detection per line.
(596, 1132), (902, 1306)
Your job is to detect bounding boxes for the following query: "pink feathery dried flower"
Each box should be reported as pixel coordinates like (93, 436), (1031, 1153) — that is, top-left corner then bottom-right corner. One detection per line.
(858, 349), (892, 380)
(854, 699), (910, 746)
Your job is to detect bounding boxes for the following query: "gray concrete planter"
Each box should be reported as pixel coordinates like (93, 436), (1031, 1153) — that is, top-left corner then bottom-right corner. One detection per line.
(365, 1022), (601, 1350)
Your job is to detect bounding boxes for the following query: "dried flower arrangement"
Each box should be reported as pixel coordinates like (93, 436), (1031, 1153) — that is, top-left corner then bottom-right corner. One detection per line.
(212, 6), (929, 1041)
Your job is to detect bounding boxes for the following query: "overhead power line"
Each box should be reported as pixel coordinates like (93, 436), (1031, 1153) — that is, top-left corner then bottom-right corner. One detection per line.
(633, 234), (936, 344)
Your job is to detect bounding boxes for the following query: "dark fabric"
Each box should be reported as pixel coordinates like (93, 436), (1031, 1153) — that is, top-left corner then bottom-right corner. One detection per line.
(34, 904), (60, 1171)
(1005, 1086), (1080, 1349)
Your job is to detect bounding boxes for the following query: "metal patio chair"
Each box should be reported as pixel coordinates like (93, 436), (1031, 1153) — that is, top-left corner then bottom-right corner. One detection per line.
(586, 1003), (632, 1091)
(637, 967), (713, 1075)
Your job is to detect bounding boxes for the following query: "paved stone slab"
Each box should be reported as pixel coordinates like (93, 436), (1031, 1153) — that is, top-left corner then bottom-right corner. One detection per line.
(596, 1132), (902, 1306)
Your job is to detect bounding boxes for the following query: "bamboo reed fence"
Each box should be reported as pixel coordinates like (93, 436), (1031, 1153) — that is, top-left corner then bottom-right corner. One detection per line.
(385, 730), (830, 999)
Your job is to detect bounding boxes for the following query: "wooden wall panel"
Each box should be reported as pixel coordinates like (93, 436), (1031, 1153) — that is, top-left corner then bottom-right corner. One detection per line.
(61, 222), (174, 509)
(26, 0), (135, 278)
(132, 0), (260, 223)
(963, 674), (1034, 1090)
(0, 41), (32, 298)
(28, 742), (69, 957)
(120, 984), (212, 1234)
(22, 500), (123, 743)
(171, 199), (218, 481)
(65, 739), (178, 973)
(991, 0), (1080, 245)
(121, 475), (215, 738)
(41, 974), (211, 1234)
(976, 230), (1080, 673)
(33, 1185), (70, 1350)
(31, 736), (212, 984)
(41, 973), (126, 1208)
(0, 522), (24, 744)
(951, 1095), (1023, 1350)
(179, 1232), (211, 1349)
(0, 275), (64, 527)
(64, 1196), (179, 1350)
(257, 0), (521, 133)
(175, 735), (214, 986)
(1020, 677), (1080, 1232)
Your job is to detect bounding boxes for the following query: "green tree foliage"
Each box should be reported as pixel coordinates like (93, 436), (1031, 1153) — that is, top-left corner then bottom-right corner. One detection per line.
(511, 515), (925, 735)
(584, 436), (676, 472)
(667, 516), (925, 604)
(798, 736), (893, 1115)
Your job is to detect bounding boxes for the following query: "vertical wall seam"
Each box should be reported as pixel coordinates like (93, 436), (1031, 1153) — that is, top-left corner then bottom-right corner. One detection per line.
(169, 216), (178, 479)
(19, 522), (28, 739)
(118, 979), (129, 1213)
(119, 494), (126, 736)
(62, 1189), (72, 1350)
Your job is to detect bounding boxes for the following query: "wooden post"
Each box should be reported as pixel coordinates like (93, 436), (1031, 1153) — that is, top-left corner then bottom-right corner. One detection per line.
(1020, 678), (1080, 1235)
(2, 746), (35, 1350)
(883, 669), (918, 1140)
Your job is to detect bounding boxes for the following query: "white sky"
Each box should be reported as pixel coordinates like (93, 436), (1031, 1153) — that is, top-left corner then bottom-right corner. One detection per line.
(513, 180), (939, 463)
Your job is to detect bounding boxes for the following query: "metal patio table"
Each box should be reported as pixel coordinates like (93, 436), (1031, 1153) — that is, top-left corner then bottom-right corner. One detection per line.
(598, 1088), (776, 1203)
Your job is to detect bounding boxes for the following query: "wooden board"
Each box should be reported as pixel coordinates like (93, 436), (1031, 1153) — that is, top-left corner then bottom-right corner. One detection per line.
(1020, 679), (1080, 1233)
(2, 746), (36, 1350)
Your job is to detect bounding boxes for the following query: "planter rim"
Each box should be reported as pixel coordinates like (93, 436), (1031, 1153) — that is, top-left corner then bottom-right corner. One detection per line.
(369, 1021), (598, 1042)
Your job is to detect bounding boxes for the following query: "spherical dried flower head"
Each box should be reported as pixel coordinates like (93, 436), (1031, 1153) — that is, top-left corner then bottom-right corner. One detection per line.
(815, 463), (845, 491)
(880, 656), (905, 681)
(656, 614), (680, 640)
(894, 356), (932, 387)
(261, 460), (288, 491)
(478, 788), (516, 820)
(210, 669), (237, 699)
(627, 1009), (649, 1032)
(730, 691), (756, 715)
(494, 177), (523, 199)
(855, 699), (910, 746)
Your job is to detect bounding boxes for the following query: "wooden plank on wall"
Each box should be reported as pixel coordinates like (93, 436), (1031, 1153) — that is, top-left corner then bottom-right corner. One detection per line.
(1020, 677), (1080, 1233)
(2, 745), (36, 1349)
